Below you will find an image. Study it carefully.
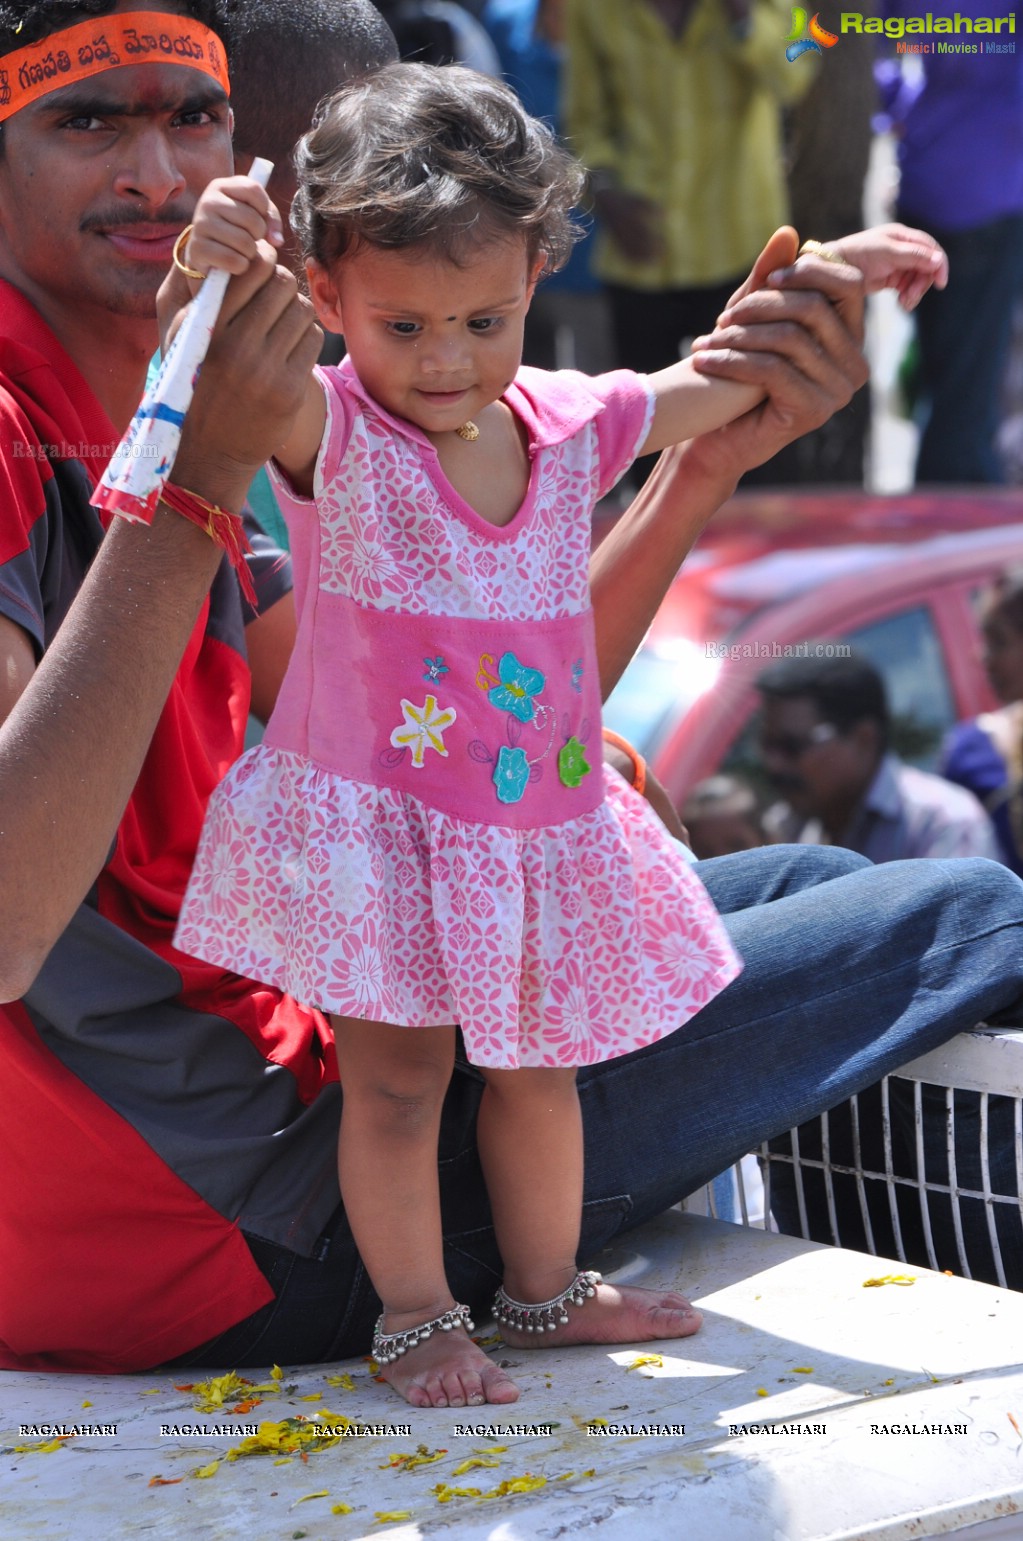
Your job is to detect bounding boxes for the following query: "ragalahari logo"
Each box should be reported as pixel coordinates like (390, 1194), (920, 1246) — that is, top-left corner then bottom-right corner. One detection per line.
(786, 8), (840, 59)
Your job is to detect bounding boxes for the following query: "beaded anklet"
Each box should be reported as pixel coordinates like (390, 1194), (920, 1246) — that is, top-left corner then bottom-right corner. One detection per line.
(492, 1269), (602, 1334)
(371, 1302), (475, 1366)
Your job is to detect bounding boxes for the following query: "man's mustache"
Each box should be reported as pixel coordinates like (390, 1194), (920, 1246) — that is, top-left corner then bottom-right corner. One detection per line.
(81, 206), (194, 233)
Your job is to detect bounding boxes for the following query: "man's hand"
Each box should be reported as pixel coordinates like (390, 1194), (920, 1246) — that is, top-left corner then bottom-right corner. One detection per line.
(158, 242), (322, 511)
(685, 225), (868, 480)
(593, 187), (664, 265)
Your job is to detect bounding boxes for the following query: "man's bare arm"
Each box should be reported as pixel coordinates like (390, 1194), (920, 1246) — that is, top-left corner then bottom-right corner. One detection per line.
(591, 228), (868, 699)
(0, 250), (320, 1000)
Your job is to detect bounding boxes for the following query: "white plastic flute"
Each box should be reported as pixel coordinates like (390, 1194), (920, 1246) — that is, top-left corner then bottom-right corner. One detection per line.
(92, 156), (274, 523)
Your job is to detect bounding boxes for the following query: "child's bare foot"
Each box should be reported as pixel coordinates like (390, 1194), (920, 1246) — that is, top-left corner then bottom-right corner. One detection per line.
(378, 1325), (520, 1408)
(496, 1278), (702, 1351)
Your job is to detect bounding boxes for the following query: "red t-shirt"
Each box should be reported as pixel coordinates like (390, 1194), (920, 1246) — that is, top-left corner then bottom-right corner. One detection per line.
(0, 281), (340, 1372)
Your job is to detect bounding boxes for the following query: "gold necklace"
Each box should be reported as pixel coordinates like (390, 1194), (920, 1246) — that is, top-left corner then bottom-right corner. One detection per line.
(455, 420), (480, 442)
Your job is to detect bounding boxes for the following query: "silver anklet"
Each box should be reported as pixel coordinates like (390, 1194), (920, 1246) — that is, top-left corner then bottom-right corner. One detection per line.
(492, 1269), (602, 1334)
(371, 1302), (475, 1365)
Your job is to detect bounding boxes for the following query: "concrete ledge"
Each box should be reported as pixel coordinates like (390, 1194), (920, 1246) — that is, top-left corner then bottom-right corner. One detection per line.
(3, 1211), (1023, 1539)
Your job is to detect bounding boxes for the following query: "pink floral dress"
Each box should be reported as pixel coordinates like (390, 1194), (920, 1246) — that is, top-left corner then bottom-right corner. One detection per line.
(175, 362), (742, 1068)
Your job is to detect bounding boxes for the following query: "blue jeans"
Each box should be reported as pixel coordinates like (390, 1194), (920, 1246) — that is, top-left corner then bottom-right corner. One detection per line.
(904, 210), (1023, 484)
(170, 846), (1023, 1367)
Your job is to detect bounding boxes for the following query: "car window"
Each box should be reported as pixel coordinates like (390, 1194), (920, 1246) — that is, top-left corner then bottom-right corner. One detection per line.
(843, 608), (956, 768)
(722, 605), (956, 787)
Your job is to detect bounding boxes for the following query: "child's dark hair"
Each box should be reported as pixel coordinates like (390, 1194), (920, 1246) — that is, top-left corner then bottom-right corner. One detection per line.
(291, 62), (585, 275)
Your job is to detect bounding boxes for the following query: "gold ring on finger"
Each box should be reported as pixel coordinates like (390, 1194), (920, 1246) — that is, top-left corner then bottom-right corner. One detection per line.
(172, 225), (206, 282)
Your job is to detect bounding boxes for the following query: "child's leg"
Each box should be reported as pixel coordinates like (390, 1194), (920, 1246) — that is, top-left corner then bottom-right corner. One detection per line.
(332, 1015), (518, 1408)
(477, 1066), (703, 1348)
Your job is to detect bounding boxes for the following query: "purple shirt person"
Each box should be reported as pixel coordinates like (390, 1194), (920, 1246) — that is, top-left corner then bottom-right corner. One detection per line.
(878, 0), (1023, 482)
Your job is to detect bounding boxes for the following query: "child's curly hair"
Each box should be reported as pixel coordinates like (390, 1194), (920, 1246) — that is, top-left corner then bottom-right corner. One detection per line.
(290, 61), (586, 277)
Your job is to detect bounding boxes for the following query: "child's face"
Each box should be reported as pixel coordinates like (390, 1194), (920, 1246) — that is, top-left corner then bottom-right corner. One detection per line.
(307, 236), (542, 436)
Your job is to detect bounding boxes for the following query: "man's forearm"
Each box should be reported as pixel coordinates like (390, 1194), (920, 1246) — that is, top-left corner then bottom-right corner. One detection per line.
(0, 506), (224, 1000)
(590, 441), (737, 701)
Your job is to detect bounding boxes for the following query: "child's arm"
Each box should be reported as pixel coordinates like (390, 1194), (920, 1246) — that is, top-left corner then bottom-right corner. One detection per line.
(639, 362), (765, 458)
(637, 230), (799, 456)
(180, 177), (326, 493)
(636, 221), (947, 455)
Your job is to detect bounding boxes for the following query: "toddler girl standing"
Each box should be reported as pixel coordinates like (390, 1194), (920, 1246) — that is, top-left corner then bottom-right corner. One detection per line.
(174, 63), (946, 1408)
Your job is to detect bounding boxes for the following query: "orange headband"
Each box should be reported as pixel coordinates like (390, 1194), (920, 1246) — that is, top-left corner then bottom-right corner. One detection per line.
(0, 11), (230, 123)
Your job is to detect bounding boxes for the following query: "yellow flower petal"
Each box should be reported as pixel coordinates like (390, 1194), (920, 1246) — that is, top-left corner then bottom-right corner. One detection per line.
(792, 1367), (814, 1374)
(487, 1474), (547, 1498)
(380, 1445), (447, 1471)
(81, 1401), (93, 1409)
(863, 1274), (916, 1287)
(433, 1484), (483, 1503)
(193, 1460), (221, 1479)
(374, 1512), (413, 1523)
(451, 1457), (500, 1475)
(755, 1388), (769, 1398)
(627, 1353), (664, 1371)
(332, 1502), (354, 1514)
(294, 1491), (329, 1504)
(270, 1364), (284, 1381)
(325, 1373), (356, 1391)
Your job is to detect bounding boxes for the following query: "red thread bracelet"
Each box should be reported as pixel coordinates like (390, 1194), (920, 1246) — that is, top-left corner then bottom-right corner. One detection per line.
(158, 482), (257, 608)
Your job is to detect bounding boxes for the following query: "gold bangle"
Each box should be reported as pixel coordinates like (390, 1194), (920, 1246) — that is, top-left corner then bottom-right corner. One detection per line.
(797, 238), (845, 266)
(602, 727), (647, 797)
(172, 224), (206, 282)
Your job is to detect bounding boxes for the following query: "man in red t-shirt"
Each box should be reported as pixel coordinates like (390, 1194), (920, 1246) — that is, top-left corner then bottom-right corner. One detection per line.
(4, 0), (1019, 1380)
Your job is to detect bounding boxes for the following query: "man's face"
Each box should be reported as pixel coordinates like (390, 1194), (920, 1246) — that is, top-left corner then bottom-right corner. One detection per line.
(758, 694), (876, 822)
(0, 1), (233, 323)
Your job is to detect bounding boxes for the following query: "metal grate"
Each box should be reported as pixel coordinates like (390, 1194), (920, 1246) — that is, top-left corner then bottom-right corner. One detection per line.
(729, 1028), (1023, 1289)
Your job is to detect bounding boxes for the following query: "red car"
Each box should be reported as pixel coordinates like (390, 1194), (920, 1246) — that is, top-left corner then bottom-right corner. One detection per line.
(602, 489), (1023, 807)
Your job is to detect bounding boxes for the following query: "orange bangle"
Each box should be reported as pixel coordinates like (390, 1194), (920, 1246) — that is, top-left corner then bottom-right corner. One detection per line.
(601, 727), (646, 796)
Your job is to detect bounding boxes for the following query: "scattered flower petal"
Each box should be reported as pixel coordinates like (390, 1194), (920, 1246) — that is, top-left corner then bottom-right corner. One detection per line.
(381, 1445), (447, 1471)
(332, 1502), (354, 1514)
(863, 1275), (915, 1287)
(434, 1484), (484, 1503)
(792, 1367), (814, 1374)
(451, 1457), (500, 1475)
(480, 1474), (547, 1500)
(626, 1353), (664, 1372)
(193, 1460), (221, 1479)
(325, 1373), (356, 1391)
(189, 1371), (253, 1411)
(374, 1512), (413, 1523)
(756, 1388), (769, 1398)
(294, 1491), (330, 1505)
(148, 1476), (184, 1487)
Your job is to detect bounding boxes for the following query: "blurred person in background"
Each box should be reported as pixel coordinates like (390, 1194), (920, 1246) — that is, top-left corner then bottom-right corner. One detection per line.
(878, 0), (1023, 483)
(563, 0), (813, 460)
(756, 652), (1001, 862)
(375, 0), (501, 71)
(482, 0), (614, 373)
(942, 572), (1023, 877)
